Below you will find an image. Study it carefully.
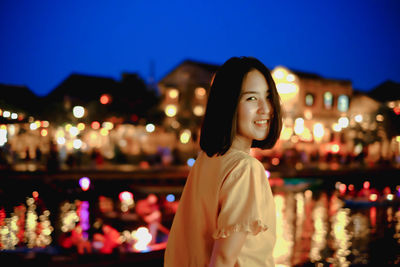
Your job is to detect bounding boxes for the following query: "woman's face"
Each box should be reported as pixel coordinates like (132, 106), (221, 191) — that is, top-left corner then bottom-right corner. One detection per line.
(236, 69), (272, 143)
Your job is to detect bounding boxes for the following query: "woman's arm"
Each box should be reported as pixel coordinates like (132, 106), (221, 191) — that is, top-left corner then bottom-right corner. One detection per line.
(209, 231), (247, 267)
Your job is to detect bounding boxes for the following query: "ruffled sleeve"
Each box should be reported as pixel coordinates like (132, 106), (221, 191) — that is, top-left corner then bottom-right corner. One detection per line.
(213, 157), (270, 239)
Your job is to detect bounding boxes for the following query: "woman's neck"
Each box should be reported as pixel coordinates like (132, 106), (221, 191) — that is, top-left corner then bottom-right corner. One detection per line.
(231, 135), (252, 154)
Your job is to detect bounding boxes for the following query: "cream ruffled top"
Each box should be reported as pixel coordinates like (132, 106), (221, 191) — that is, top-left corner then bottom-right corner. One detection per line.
(164, 148), (276, 267)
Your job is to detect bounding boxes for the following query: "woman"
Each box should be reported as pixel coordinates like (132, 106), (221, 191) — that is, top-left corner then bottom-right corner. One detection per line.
(164, 56), (282, 267)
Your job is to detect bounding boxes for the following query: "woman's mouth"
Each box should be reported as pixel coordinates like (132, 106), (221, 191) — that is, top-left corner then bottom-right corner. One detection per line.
(254, 119), (269, 127)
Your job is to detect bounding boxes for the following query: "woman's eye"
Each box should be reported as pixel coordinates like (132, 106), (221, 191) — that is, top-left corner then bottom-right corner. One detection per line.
(246, 96), (257, 101)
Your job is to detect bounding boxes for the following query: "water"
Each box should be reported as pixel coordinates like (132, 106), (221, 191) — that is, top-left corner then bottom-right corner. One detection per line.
(270, 179), (400, 266)
(1, 175), (399, 266)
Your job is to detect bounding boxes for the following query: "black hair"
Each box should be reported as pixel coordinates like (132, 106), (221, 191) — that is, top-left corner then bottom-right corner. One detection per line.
(200, 56), (282, 157)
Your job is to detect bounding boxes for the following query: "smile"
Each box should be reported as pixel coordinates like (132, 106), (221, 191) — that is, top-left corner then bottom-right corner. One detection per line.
(254, 119), (269, 126)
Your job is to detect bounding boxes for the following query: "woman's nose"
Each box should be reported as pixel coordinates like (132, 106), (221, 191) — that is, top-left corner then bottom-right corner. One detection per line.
(258, 99), (271, 115)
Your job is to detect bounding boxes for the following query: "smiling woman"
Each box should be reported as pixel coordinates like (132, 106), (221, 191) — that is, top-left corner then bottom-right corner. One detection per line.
(164, 57), (282, 267)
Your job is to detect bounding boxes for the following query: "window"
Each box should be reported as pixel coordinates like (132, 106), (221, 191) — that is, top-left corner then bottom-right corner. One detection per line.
(305, 93), (314, 106)
(337, 95), (349, 112)
(323, 92), (333, 109)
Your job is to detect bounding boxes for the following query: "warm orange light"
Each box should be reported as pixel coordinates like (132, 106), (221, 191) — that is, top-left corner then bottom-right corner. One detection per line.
(100, 94), (111, 104)
(369, 194), (378, 202)
(271, 157), (280, 166)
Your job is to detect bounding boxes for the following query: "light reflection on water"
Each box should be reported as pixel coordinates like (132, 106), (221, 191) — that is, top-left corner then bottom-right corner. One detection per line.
(272, 186), (400, 266)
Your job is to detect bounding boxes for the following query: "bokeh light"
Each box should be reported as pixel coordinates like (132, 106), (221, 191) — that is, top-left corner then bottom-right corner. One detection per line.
(79, 177), (91, 191)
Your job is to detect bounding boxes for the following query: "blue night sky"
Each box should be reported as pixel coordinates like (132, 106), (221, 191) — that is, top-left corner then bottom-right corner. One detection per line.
(1, 0), (399, 96)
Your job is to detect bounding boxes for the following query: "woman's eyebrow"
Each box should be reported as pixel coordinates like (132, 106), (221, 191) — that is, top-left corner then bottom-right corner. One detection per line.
(241, 91), (259, 95)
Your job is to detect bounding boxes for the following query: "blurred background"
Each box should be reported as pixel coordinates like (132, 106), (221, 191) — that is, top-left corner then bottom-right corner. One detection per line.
(0, 0), (400, 266)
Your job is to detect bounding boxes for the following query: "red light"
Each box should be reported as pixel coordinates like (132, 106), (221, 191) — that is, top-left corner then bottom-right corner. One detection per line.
(91, 121), (100, 130)
(339, 183), (347, 194)
(363, 181), (370, 190)
(100, 94), (111, 105)
(393, 107), (400, 115)
(348, 184), (354, 191)
(119, 191), (133, 202)
(32, 191), (39, 199)
(131, 114), (139, 122)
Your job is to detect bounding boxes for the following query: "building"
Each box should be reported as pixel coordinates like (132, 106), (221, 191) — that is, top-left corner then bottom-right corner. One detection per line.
(158, 60), (355, 159)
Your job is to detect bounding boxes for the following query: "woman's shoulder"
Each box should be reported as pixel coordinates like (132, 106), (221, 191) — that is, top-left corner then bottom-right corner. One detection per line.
(222, 149), (265, 173)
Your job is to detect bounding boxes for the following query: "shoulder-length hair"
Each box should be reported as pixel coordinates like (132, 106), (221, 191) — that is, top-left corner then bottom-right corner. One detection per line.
(200, 56), (282, 157)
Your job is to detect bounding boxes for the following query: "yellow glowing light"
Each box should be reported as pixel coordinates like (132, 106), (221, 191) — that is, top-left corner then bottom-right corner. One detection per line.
(55, 129), (64, 138)
(168, 89), (179, 99)
(72, 106), (85, 118)
(195, 87), (206, 98)
(100, 128), (109, 136)
(65, 124), (72, 132)
(313, 123), (324, 140)
(355, 114), (363, 123)
(102, 122), (114, 130)
(66, 141), (73, 150)
(387, 194), (394, 201)
(0, 125), (6, 130)
(193, 105), (205, 116)
(332, 123), (342, 132)
(180, 129), (191, 144)
(77, 123), (85, 131)
(280, 125), (293, 140)
(396, 136), (400, 142)
(331, 144), (340, 153)
(165, 105), (177, 117)
(40, 129), (48, 137)
(338, 117), (349, 128)
(369, 194), (378, 202)
(145, 123), (155, 133)
(299, 127), (313, 142)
